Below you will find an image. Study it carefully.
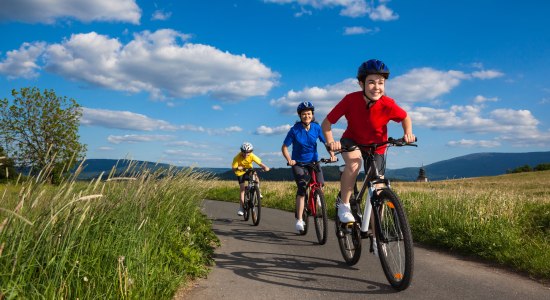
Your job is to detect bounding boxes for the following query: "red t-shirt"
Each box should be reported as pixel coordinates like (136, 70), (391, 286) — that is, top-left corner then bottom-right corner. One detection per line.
(326, 92), (407, 154)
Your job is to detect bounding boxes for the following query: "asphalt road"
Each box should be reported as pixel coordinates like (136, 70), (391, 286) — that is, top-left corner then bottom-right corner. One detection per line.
(179, 200), (549, 300)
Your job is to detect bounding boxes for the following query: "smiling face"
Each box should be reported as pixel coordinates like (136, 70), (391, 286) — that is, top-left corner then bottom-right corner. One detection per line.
(360, 74), (386, 101)
(299, 109), (313, 125)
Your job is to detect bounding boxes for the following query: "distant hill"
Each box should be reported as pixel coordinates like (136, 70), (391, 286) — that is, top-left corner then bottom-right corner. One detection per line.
(386, 151), (550, 181)
(216, 151), (550, 181)
(36, 151), (549, 181)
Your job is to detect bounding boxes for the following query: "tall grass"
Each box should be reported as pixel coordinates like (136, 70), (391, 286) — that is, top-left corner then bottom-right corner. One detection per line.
(0, 162), (219, 299)
(205, 171), (550, 281)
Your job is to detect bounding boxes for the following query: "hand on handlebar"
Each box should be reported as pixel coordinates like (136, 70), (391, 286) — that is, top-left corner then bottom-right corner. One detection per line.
(326, 141), (342, 152)
(403, 133), (416, 144)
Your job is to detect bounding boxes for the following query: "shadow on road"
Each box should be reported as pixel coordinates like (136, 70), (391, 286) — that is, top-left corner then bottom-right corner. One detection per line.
(212, 217), (319, 247)
(214, 251), (395, 294)
(209, 217), (396, 294)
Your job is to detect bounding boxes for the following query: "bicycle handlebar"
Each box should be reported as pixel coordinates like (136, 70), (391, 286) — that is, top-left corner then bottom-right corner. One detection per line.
(335, 137), (418, 154)
(287, 158), (338, 166)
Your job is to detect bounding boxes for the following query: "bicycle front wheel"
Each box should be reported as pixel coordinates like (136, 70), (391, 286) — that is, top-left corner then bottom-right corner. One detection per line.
(313, 189), (328, 245)
(243, 192), (250, 221)
(374, 188), (414, 291)
(251, 187), (261, 226)
(335, 193), (362, 265)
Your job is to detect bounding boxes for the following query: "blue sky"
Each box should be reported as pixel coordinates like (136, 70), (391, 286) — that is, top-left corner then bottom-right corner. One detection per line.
(1, 0), (549, 169)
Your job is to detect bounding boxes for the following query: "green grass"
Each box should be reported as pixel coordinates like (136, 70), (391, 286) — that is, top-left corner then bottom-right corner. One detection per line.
(0, 165), (219, 299)
(205, 171), (550, 282)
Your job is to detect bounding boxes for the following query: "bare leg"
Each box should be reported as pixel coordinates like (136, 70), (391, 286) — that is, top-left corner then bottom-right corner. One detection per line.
(340, 149), (362, 204)
(239, 183), (246, 208)
(296, 195), (305, 220)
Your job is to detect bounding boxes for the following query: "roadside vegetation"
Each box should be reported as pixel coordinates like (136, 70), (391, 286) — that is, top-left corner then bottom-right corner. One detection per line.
(0, 163), (219, 299)
(205, 170), (550, 282)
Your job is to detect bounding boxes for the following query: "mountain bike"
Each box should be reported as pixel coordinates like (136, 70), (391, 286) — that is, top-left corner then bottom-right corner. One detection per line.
(242, 168), (262, 226)
(334, 137), (417, 291)
(293, 158), (337, 245)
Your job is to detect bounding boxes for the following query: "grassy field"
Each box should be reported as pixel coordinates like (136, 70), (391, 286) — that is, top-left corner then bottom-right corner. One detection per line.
(0, 165), (219, 299)
(205, 170), (550, 282)
(1, 168), (547, 298)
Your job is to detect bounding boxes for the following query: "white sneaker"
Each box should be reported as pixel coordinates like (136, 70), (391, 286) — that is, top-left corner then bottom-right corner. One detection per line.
(338, 203), (355, 223)
(237, 207), (244, 216)
(295, 219), (305, 232)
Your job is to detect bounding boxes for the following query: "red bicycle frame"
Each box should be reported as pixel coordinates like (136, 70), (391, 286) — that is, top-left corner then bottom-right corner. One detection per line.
(306, 164), (322, 216)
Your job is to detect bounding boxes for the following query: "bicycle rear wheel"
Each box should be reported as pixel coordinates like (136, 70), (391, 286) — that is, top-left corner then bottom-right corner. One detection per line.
(335, 193), (362, 265)
(251, 187), (261, 226)
(374, 188), (414, 291)
(313, 189), (328, 245)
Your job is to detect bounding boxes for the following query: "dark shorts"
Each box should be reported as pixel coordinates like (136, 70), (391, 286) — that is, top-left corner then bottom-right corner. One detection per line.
(236, 172), (251, 184)
(340, 138), (385, 176)
(292, 163), (325, 196)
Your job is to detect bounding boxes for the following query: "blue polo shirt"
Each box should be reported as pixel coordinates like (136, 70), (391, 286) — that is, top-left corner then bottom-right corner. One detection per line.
(283, 122), (327, 163)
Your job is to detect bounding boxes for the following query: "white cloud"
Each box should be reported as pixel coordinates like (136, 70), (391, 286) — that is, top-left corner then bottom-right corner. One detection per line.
(447, 139), (501, 148)
(81, 107), (178, 131)
(0, 42), (46, 79)
(151, 10), (171, 21)
(410, 105), (540, 135)
(389, 68), (468, 103)
(263, 0), (397, 20)
(108, 134), (174, 144)
(165, 141), (208, 148)
(471, 70), (504, 79)
(212, 105), (223, 111)
(180, 124), (242, 135)
(255, 125), (292, 135)
(368, 2), (399, 21)
(473, 95), (498, 104)
(3, 29), (278, 101)
(0, 0), (141, 24)
(343, 26), (379, 35)
(270, 78), (358, 115)
(97, 146), (114, 151)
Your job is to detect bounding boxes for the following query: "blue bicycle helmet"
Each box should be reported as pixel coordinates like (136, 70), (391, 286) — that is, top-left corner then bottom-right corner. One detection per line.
(297, 101), (315, 114)
(357, 59), (390, 82)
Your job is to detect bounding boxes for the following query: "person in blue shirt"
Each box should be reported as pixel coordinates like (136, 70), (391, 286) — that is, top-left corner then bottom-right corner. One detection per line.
(282, 101), (337, 233)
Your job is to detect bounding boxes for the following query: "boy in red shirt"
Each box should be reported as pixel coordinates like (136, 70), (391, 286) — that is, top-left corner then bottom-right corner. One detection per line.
(321, 59), (415, 223)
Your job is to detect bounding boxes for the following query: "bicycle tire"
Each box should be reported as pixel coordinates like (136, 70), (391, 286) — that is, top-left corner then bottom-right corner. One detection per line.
(335, 193), (362, 265)
(299, 203), (309, 235)
(374, 188), (414, 291)
(251, 187), (261, 226)
(313, 189), (328, 245)
(243, 191), (250, 221)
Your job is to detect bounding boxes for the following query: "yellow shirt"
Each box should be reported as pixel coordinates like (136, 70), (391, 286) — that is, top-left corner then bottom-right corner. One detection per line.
(232, 152), (262, 176)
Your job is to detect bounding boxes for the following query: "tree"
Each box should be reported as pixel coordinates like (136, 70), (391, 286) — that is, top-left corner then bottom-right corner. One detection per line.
(0, 87), (86, 182)
(534, 163), (550, 171)
(0, 145), (17, 180)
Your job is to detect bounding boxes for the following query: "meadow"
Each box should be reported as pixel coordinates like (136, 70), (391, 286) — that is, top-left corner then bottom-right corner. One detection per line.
(205, 170), (550, 282)
(1, 167), (547, 299)
(0, 164), (219, 299)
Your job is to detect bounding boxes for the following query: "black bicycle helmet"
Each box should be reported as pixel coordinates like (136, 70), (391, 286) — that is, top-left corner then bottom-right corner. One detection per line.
(297, 101), (315, 114)
(357, 59), (390, 82)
